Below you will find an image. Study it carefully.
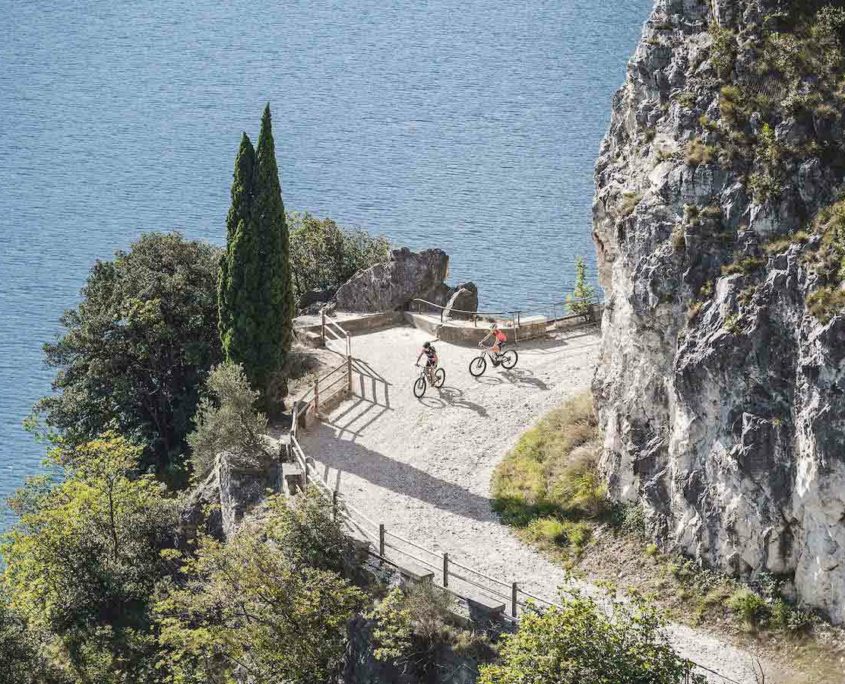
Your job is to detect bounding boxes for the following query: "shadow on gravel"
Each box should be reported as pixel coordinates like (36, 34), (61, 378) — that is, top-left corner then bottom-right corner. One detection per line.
(308, 422), (497, 523)
(417, 386), (488, 417)
(323, 394), (394, 439)
(501, 368), (549, 391)
(469, 369), (549, 391)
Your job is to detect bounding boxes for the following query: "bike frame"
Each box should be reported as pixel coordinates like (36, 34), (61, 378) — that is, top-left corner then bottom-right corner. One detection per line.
(418, 364), (437, 383)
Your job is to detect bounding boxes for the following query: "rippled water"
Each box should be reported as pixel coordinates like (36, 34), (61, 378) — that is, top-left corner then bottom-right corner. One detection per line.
(0, 0), (650, 527)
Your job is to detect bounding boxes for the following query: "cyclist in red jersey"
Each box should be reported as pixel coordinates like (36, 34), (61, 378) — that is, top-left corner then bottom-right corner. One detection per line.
(480, 323), (507, 364)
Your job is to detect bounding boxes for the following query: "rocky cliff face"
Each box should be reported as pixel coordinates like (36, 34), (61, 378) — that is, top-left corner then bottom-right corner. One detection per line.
(593, 0), (845, 623)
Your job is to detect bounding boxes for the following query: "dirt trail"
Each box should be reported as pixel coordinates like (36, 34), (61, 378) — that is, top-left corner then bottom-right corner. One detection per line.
(299, 324), (793, 684)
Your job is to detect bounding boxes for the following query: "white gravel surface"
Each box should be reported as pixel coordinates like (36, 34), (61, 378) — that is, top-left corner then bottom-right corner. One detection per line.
(299, 324), (796, 684)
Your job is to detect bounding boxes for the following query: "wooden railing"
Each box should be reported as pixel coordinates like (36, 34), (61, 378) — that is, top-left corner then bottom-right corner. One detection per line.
(321, 310), (351, 357)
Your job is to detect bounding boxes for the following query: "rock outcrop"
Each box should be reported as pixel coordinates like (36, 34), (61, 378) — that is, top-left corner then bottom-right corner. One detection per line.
(593, 0), (845, 622)
(180, 441), (282, 542)
(334, 248), (478, 314)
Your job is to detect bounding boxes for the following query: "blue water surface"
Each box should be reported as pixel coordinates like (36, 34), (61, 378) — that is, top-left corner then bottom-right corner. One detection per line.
(0, 0), (650, 528)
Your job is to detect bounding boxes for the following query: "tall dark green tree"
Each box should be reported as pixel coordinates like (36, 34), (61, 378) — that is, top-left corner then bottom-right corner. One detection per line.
(34, 232), (223, 487)
(218, 134), (256, 354)
(218, 105), (294, 409)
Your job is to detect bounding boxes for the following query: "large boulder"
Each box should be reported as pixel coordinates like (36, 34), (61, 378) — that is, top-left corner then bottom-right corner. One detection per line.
(334, 248), (451, 313)
(443, 282), (478, 320)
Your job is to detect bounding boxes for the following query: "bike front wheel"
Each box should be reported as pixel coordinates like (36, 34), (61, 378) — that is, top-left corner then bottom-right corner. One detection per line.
(501, 349), (518, 370)
(469, 355), (487, 377)
(433, 368), (446, 388)
(413, 375), (427, 398)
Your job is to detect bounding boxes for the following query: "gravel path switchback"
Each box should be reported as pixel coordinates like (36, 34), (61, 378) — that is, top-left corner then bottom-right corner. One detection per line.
(299, 324), (797, 684)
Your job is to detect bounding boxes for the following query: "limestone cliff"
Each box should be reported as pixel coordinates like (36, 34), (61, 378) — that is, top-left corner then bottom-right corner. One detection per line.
(593, 0), (845, 623)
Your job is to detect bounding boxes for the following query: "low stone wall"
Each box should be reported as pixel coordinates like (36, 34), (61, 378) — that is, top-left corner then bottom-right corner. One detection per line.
(404, 312), (548, 346)
(294, 311), (404, 338)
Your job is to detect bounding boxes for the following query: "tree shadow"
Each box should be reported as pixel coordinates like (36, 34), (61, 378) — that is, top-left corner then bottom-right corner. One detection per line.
(301, 422), (497, 524)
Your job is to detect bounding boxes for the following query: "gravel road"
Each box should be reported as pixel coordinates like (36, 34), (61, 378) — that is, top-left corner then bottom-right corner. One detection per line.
(299, 324), (797, 684)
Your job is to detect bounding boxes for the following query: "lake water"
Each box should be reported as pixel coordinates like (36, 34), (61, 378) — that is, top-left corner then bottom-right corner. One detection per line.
(0, 0), (650, 528)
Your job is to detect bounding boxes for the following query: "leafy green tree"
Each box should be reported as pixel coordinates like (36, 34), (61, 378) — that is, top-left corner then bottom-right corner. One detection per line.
(478, 590), (704, 684)
(288, 212), (390, 300)
(2, 435), (178, 683)
(566, 256), (597, 318)
(219, 105), (294, 410)
(0, 590), (69, 684)
(187, 362), (272, 480)
(34, 232), (222, 487)
(155, 491), (364, 684)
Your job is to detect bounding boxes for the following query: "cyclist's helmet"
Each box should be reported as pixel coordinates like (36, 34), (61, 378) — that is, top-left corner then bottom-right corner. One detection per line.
(423, 341), (431, 349)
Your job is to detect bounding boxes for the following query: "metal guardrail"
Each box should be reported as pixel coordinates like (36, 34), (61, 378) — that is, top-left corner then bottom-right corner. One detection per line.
(409, 296), (603, 330)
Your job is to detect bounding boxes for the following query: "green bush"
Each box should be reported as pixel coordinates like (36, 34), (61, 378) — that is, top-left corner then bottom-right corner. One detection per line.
(566, 256), (597, 317)
(187, 362), (272, 479)
(479, 590), (705, 684)
(764, 230), (810, 254)
(155, 489), (364, 683)
(770, 599), (813, 633)
(726, 588), (767, 627)
(288, 212), (390, 301)
(721, 256), (765, 276)
(686, 138), (715, 167)
(369, 583), (489, 677)
(492, 393), (602, 523)
(807, 286), (845, 322)
(709, 24), (737, 79)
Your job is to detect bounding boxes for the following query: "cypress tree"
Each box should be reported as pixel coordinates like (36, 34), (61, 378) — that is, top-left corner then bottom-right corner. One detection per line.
(218, 105), (294, 409)
(252, 104), (295, 365)
(218, 133), (256, 345)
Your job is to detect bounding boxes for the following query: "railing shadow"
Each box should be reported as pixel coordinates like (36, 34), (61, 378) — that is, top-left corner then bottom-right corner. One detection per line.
(301, 422), (497, 524)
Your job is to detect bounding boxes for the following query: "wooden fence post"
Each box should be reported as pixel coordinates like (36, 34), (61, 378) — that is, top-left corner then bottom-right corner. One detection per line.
(379, 524), (385, 557)
(442, 553), (449, 588)
(332, 490), (338, 521)
(512, 582), (518, 618)
(314, 379), (320, 415)
(321, 310), (326, 346)
(347, 354), (352, 392)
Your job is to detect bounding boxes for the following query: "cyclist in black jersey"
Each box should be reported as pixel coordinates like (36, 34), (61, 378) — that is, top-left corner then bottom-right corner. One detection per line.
(415, 341), (439, 381)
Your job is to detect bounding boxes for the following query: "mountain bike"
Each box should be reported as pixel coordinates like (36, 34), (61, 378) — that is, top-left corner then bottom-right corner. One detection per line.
(469, 344), (518, 377)
(414, 363), (445, 398)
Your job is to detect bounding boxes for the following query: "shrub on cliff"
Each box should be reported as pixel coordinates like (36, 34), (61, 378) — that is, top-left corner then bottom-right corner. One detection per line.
(187, 362), (271, 480)
(478, 590), (705, 684)
(218, 105), (295, 411)
(288, 212), (390, 302)
(32, 232), (222, 488)
(566, 256), (597, 318)
(0, 591), (68, 684)
(155, 490), (363, 683)
(1, 435), (178, 682)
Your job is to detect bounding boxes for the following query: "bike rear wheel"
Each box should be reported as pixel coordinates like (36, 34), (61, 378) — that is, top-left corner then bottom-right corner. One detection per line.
(469, 355), (487, 377)
(413, 375), (427, 398)
(433, 368), (446, 388)
(501, 349), (518, 369)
